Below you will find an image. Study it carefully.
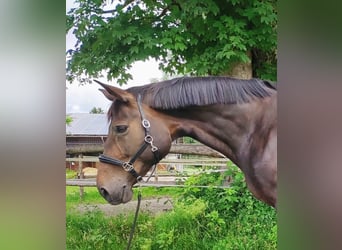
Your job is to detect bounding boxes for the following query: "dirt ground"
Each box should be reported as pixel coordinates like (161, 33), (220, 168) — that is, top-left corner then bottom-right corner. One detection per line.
(76, 197), (174, 216)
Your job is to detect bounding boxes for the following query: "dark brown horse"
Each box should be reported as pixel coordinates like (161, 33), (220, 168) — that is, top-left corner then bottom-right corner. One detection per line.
(95, 77), (277, 207)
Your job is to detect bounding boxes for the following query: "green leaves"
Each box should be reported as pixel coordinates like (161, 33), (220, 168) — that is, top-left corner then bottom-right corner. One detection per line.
(178, 163), (277, 248)
(66, 115), (73, 126)
(66, 0), (277, 84)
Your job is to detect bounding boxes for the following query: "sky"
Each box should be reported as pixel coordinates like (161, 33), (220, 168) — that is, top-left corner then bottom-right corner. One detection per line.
(66, 0), (163, 114)
(65, 60), (163, 114)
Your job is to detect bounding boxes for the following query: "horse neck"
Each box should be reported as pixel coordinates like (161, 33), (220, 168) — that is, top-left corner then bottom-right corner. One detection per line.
(161, 96), (276, 165)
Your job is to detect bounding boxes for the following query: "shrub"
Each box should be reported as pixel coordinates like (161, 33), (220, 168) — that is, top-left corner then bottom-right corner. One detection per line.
(179, 162), (277, 249)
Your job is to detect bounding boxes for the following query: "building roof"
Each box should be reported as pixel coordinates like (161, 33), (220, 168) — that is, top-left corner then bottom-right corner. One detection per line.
(66, 113), (109, 136)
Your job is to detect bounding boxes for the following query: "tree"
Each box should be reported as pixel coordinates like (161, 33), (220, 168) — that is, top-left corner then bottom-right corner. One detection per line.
(90, 107), (105, 114)
(67, 0), (277, 84)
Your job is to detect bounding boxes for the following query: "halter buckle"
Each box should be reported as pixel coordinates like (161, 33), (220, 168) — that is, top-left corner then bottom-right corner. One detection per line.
(151, 146), (158, 152)
(142, 119), (150, 128)
(122, 162), (134, 172)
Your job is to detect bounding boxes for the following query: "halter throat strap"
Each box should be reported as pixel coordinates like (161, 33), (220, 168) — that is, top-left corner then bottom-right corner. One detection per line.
(98, 94), (160, 182)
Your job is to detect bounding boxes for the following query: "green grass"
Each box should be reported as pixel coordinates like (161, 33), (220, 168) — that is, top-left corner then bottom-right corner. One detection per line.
(66, 186), (107, 210)
(66, 186), (183, 209)
(66, 200), (211, 250)
(66, 164), (277, 249)
(66, 169), (77, 179)
(67, 209), (136, 250)
(66, 185), (187, 249)
(66, 198), (276, 250)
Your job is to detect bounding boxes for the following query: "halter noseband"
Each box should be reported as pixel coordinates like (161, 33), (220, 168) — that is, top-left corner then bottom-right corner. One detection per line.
(98, 94), (160, 182)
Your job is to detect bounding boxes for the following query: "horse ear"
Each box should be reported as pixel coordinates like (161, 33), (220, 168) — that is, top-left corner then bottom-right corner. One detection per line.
(94, 80), (132, 102)
(98, 88), (115, 101)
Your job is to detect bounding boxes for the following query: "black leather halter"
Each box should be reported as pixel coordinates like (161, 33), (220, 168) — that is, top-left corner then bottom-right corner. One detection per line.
(98, 94), (160, 182)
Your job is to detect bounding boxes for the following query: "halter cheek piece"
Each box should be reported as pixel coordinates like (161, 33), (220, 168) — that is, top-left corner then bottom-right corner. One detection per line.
(98, 94), (160, 182)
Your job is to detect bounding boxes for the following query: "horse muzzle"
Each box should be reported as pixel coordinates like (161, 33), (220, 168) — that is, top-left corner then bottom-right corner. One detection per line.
(97, 180), (133, 205)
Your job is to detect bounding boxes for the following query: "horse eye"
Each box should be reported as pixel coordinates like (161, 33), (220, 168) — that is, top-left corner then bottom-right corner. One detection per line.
(114, 125), (128, 134)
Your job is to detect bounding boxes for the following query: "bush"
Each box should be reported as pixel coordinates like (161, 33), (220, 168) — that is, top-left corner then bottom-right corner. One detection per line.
(179, 162), (277, 249)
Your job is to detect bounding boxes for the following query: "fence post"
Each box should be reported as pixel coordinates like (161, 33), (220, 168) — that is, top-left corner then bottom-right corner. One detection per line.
(78, 154), (84, 198)
(154, 164), (159, 182)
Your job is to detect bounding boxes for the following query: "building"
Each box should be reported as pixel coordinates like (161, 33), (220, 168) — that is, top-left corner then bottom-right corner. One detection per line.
(66, 113), (108, 170)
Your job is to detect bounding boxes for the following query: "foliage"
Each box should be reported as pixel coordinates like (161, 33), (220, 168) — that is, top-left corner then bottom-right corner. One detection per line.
(66, 115), (73, 125)
(67, 0), (277, 84)
(66, 162), (276, 249)
(180, 162), (277, 249)
(182, 136), (197, 144)
(89, 106), (104, 114)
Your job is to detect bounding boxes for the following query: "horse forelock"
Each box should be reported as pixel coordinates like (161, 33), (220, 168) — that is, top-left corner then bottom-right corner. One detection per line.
(107, 99), (127, 122)
(126, 76), (276, 110)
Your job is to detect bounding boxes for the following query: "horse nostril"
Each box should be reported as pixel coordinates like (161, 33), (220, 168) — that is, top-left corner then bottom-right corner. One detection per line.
(122, 184), (127, 189)
(100, 187), (109, 198)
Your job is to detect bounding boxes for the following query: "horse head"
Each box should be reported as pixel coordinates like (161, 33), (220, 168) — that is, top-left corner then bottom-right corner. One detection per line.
(95, 80), (172, 205)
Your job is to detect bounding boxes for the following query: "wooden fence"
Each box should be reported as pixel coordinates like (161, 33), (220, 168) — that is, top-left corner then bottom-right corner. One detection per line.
(66, 179), (231, 189)
(66, 155), (232, 197)
(66, 143), (225, 157)
(66, 156), (229, 166)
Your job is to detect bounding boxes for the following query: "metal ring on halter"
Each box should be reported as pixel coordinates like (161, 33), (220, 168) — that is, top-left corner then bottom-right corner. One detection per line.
(122, 162), (134, 172)
(144, 135), (153, 143)
(142, 119), (150, 128)
(151, 146), (158, 152)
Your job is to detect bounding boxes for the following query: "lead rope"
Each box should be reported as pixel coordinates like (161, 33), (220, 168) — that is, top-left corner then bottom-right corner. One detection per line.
(125, 163), (157, 250)
(126, 186), (142, 250)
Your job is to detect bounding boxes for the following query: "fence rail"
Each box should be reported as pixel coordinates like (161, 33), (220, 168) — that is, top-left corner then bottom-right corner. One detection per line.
(66, 178), (231, 189)
(66, 143), (224, 157)
(66, 156), (229, 167)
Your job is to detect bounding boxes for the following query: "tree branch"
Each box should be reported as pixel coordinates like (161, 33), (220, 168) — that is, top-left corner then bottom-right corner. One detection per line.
(156, 0), (182, 19)
(157, 6), (169, 18)
(102, 0), (135, 14)
(102, 9), (116, 14)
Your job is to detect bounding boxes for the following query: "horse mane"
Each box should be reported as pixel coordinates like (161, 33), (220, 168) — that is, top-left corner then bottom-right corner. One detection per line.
(127, 76), (276, 110)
